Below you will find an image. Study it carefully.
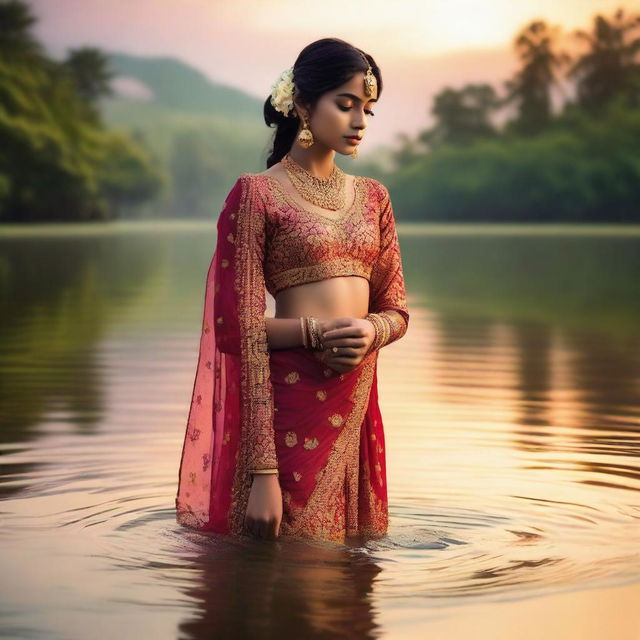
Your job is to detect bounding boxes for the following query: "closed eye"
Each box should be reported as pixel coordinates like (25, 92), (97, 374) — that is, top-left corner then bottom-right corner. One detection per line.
(338, 105), (375, 117)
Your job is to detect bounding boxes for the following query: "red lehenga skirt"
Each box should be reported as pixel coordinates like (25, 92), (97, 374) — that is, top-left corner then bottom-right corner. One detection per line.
(175, 311), (389, 544)
(269, 346), (388, 542)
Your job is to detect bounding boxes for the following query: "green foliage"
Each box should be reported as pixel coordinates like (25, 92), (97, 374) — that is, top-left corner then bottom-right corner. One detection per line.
(0, 0), (164, 222)
(390, 98), (640, 221)
(387, 6), (640, 222)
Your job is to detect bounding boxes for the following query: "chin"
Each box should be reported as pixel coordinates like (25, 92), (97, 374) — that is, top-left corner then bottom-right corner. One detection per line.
(335, 143), (356, 155)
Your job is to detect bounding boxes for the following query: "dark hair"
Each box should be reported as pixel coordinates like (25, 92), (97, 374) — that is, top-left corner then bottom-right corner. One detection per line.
(263, 37), (383, 168)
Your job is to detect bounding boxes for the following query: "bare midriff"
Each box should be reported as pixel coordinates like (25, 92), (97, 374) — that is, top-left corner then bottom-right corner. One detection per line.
(274, 276), (370, 321)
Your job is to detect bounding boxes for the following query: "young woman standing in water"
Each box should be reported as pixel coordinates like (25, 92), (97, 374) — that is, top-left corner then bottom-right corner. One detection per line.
(176, 37), (409, 543)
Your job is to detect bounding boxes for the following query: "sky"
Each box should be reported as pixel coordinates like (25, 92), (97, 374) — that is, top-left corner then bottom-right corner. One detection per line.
(31, 0), (632, 149)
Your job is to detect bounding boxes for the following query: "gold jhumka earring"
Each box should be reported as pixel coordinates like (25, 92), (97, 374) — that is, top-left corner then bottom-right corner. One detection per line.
(297, 115), (314, 148)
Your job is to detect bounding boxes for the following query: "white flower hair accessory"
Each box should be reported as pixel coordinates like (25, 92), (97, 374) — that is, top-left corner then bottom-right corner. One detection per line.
(270, 66), (295, 117)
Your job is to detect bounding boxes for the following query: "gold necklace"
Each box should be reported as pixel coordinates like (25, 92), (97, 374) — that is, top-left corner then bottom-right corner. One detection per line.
(281, 153), (346, 211)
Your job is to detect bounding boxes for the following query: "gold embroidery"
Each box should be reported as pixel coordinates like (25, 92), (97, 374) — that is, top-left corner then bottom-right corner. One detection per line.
(280, 353), (378, 542)
(268, 260), (372, 295)
(216, 316), (223, 324)
(221, 258), (229, 268)
(328, 413), (344, 428)
(227, 232), (235, 243)
(316, 390), (327, 401)
(222, 430), (231, 445)
(367, 181), (410, 343)
(303, 437), (319, 450)
(285, 431), (298, 447)
(259, 174), (379, 297)
(228, 174), (279, 536)
(285, 371), (300, 384)
(323, 369), (332, 378)
(293, 471), (302, 481)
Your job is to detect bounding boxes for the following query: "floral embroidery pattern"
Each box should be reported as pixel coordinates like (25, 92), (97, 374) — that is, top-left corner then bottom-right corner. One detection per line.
(328, 413), (344, 428)
(285, 431), (298, 447)
(285, 371), (300, 384)
(316, 390), (327, 401)
(303, 437), (319, 450)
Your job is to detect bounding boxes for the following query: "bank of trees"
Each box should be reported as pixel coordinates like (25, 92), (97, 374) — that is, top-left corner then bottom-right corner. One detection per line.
(387, 7), (640, 221)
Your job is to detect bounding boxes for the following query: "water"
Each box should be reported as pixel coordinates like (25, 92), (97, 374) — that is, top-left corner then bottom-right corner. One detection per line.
(1, 221), (639, 639)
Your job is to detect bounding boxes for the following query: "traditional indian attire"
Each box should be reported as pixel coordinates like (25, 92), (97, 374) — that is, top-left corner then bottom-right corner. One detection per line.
(175, 171), (409, 543)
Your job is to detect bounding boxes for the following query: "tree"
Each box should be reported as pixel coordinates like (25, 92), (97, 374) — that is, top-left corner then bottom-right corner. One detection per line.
(501, 20), (571, 135)
(419, 83), (499, 149)
(62, 47), (114, 105)
(567, 7), (640, 112)
(0, 0), (43, 62)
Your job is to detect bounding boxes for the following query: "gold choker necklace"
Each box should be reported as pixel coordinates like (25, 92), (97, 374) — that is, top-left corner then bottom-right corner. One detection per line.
(281, 153), (346, 210)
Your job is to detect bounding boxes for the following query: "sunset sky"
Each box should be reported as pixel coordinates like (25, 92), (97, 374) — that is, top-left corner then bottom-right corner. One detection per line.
(31, 0), (632, 149)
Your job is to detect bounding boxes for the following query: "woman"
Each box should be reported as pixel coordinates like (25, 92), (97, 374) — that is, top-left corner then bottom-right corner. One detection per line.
(175, 37), (409, 544)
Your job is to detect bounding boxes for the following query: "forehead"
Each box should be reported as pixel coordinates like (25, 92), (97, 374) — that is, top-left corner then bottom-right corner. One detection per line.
(331, 72), (377, 102)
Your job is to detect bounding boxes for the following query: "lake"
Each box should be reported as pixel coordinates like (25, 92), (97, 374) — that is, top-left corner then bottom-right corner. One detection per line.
(1, 221), (639, 639)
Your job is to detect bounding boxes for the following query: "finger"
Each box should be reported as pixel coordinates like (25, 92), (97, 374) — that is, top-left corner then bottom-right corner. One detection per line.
(265, 519), (277, 541)
(322, 318), (357, 338)
(327, 349), (360, 360)
(256, 519), (268, 539)
(323, 327), (354, 340)
(322, 336), (363, 348)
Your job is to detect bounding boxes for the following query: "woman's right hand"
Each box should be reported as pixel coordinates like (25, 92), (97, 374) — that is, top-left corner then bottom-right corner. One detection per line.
(244, 474), (283, 540)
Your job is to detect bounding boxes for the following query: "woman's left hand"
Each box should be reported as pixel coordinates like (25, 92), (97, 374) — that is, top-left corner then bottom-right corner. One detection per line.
(315, 317), (375, 373)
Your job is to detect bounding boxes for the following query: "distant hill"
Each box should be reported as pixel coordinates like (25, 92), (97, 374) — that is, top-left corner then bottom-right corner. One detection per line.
(102, 52), (263, 121)
(98, 52), (271, 217)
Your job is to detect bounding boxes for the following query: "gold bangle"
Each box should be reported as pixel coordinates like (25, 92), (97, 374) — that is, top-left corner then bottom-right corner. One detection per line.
(249, 468), (279, 475)
(309, 316), (321, 350)
(300, 316), (308, 349)
(365, 312), (389, 352)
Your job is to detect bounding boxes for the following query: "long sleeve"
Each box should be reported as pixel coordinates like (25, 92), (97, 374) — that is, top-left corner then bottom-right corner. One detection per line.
(214, 173), (278, 471)
(367, 180), (409, 350)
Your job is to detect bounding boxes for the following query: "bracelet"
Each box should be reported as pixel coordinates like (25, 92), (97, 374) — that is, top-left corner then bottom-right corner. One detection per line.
(249, 468), (279, 475)
(301, 316), (323, 351)
(365, 312), (391, 353)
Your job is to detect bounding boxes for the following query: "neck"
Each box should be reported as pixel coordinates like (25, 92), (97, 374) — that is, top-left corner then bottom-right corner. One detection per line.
(286, 146), (336, 180)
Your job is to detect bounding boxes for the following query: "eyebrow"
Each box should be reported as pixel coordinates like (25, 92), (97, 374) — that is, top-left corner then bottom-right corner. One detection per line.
(336, 92), (378, 103)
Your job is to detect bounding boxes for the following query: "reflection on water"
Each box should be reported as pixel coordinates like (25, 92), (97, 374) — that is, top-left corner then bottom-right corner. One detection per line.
(1, 222), (639, 639)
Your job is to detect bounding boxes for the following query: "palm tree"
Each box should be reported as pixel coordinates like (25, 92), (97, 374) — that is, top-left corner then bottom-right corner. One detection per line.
(567, 7), (640, 112)
(501, 20), (571, 135)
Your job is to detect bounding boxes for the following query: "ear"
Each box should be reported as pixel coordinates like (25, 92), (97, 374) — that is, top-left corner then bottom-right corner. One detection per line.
(293, 93), (311, 121)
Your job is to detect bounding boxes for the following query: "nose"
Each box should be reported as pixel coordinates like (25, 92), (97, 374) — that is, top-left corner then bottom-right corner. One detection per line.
(352, 111), (367, 129)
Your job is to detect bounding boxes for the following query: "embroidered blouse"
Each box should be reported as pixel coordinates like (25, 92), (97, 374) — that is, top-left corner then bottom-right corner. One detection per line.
(211, 172), (409, 472)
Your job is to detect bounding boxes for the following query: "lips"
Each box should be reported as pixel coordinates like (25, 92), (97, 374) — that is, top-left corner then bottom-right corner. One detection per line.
(344, 136), (361, 143)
